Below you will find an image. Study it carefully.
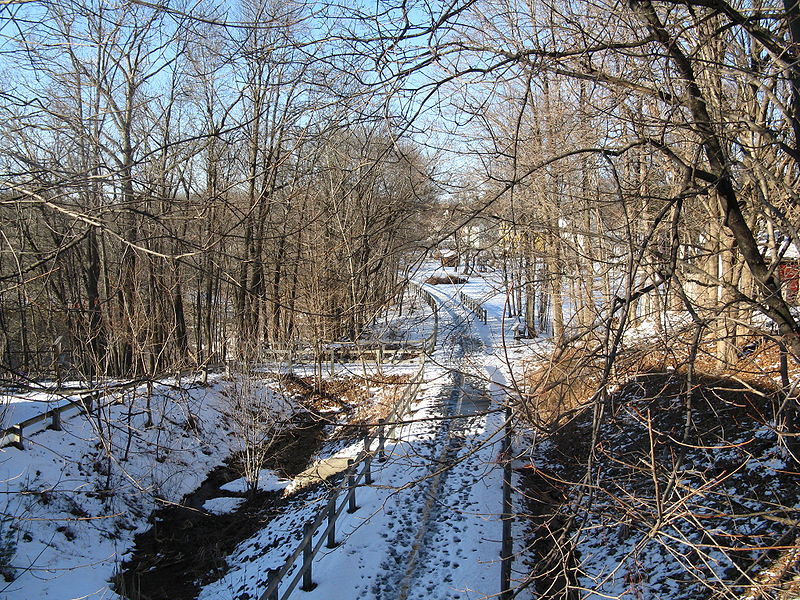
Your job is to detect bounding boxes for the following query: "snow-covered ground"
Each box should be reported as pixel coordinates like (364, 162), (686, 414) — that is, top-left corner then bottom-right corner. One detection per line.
(415, 265), (547, 600)
(0, 374), (251, 599)
(196, 266), (536, 600)
(0, 385), (97, 434)
(1, 264), (547, 600)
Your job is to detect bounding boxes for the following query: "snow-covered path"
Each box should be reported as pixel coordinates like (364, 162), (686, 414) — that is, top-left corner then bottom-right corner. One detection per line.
(198, 274), (517, 600)
(290, 279), (513, 600)
(0, 267), (543, 600)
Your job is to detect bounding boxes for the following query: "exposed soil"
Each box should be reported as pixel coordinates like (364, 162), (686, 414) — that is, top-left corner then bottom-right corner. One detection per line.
(277, 373), (411, 436)
(424, 275), (468, 285)
(518, 369), (800, 599)
(114, 411), (326, 600)
(277, 373), (358, 412)
(116, 485), (284, 600)
(515, 465), (578, 600)
(275, 373), (406, 415)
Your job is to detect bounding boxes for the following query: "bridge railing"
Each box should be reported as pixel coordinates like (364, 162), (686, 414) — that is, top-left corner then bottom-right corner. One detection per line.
(458, 290), (487, 324)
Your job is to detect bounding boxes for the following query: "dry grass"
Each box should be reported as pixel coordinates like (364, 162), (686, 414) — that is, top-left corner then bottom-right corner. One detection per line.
(520, 327), (799, 431)
(273, 373), (411, 437)
(621, 333), (797, 393)
(348, 374), (410, 426)
(521, 346), (605, 429)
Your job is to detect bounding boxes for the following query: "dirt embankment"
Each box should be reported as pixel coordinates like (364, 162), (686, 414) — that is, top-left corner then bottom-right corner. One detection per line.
(516, 464), (579, 600)
(517, 368), (800, 600)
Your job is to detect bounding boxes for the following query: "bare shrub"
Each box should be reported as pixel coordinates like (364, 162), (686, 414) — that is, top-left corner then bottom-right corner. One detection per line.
(522, 346), (604, 429)
(221, 374), (295, 496)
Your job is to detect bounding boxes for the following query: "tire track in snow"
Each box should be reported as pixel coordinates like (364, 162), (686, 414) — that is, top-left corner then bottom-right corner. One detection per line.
(392, 374), (494, 600)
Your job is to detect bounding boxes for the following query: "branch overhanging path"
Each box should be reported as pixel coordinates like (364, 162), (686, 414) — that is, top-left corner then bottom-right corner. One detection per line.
(197, 270), (526, 600)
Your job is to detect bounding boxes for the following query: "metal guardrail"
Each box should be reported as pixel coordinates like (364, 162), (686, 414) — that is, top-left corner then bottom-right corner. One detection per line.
(0, 361), (228, 450)
(259, 285), (439, 600)
(1, 286), (441, 598)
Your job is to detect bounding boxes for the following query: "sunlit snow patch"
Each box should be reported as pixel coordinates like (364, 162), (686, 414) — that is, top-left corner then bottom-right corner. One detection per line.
(220, 470), (290, 493)
(203, 496), (246, 515)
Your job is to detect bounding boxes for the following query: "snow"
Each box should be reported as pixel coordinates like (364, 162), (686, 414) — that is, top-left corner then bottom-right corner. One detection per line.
(220, 471), (290, 494)
(0, 262), (552, 600)
(0, 379), (138, 431)
(1, 390), (71, 428)
(194, 265), (535, 600)
(9, 252), (797, 600)
(0, 375), (287, 599)
(203, 497), (246, 515)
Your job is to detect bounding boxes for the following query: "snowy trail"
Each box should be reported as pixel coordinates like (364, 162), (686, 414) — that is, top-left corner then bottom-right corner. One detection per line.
(198, 272), (524, 600)
(281, 287), (503, 600)
(330, 286), (506, 600)
(0, 268), (537, 600)
(381, 291), (499, 600)
(389, 373), (496, 600)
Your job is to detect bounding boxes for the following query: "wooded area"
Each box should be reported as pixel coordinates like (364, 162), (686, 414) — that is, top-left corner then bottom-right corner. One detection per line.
(0, 0), (435, 380)
(3, 0), (800, 384)
(426, 0), (800, 365)
(4, 2), (800, 598)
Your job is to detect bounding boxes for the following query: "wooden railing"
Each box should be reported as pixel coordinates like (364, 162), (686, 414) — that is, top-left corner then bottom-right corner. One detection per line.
(0, 283), (442, 452)
(458, 290), (487, 323)
(259, 285), (438, 600)
(0, 329), (436, 452)
(409, 282), (439, 352)
(1, 283), (443, 596)
(259, 339), (429, 377)
(0, 380), (143, 449)
(259, 367), (426, 600)
(0, 357), (233, 450)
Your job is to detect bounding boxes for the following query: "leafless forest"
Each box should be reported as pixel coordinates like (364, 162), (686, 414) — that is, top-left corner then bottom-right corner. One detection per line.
(3, 0), (800, 376)
(3, 0), (800, 598)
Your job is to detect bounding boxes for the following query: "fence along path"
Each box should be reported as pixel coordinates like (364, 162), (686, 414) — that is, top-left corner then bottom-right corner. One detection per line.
(0, 361), (229, 450)
(0, 379), (147, 450)
(0, 287), (439, 451)
(259, 285), (439, 600)
(458, 290), (487, 323)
